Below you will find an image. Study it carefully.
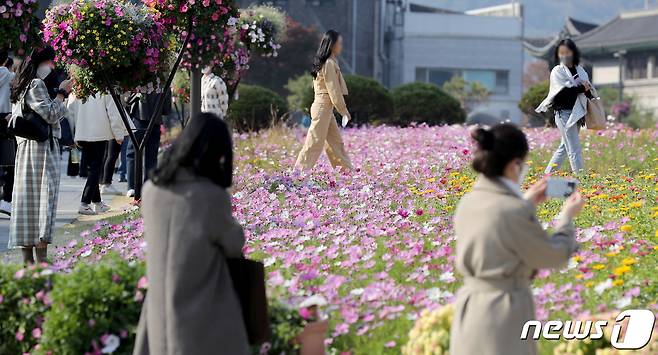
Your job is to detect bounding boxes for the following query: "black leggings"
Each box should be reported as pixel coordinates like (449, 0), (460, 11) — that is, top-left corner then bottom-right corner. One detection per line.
(101, 140), (121, 185)
(1, 166), (13, 203)
(79, 141), (107, 204)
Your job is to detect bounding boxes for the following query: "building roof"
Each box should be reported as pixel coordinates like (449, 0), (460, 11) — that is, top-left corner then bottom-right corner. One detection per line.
(523, 17), (598, 60)
(576, 9), (658, 52)
(408, 3), (462, 14)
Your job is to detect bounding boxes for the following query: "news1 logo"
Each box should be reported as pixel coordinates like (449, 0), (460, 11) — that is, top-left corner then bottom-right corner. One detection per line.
(520, 309), (656, 350)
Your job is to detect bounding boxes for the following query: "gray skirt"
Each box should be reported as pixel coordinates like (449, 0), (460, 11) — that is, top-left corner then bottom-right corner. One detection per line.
(8, 137), (60, 248)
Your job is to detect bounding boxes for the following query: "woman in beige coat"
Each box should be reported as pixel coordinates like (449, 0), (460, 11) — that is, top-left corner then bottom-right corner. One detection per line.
(450, 124), (585, 355)
(295, 29), (352, 171)
(133, 113), (248, 355)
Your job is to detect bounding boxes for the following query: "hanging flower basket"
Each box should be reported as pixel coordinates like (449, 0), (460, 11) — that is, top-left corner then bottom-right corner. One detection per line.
(142, 0), (239, 69)
(0, 0), (40, 55)
(43, 0), (175, 99)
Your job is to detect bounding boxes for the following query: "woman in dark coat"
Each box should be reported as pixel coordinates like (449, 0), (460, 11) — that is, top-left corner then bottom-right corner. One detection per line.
(133, 113), (248, 355)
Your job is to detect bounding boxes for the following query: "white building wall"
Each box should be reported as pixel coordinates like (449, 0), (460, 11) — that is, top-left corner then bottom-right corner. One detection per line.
(394, 12), (524, 123)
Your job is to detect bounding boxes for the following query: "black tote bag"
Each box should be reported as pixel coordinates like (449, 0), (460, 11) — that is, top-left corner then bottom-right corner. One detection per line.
(227, 257), (271, 345)
(8, 99), (50, 142)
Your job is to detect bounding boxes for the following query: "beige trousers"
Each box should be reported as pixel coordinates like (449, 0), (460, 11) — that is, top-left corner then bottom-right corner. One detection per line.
(295, 94), (352, 171)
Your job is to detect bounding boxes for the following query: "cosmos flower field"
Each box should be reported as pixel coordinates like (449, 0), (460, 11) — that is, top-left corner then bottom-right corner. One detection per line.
(51, 123), (657, 354)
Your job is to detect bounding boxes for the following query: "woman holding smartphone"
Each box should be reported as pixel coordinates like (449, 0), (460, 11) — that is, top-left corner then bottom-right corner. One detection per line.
(536, 38), (593, 174)
(449, 124), (585, 355)
(294, 29), (352, 171)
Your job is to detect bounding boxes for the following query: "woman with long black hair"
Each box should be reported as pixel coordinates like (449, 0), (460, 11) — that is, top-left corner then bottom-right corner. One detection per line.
(536, 38), (593, 174)
(134, 113), (248, 355)
(295, 29), (352, 171)
(8, 46), (71, 264)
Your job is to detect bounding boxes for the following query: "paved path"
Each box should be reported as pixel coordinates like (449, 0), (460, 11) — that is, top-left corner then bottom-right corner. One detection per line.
(0, 152), (129, 253)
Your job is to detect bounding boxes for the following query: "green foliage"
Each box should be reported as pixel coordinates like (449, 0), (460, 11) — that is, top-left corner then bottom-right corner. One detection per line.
(390, 82), (466, 126)
(0, 264), (55, 355)
(285, 72), (313, 111)
(442, 76), (490, 113)
(255, 301), (306, 354)
(344, 75), (394, 125)
(598, 87), (656, 129)
(38, 256), (145, 355)
(172, 70), (190, 104)
(241, 4), (288, 43)
(519, 80), (551, 126)
(228, 84), (288, 132)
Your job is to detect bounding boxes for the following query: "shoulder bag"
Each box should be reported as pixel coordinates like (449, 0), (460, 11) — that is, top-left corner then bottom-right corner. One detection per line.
(8, 89), (51, 142)
(227, 257), (271, 345)
(585, 88), (606, 130)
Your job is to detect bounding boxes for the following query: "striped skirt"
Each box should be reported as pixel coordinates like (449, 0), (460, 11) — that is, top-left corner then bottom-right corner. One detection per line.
(8, 137), (60, 248)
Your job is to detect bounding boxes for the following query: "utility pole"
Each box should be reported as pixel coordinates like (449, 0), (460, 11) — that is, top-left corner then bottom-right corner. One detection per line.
(613, 50), (626, 104)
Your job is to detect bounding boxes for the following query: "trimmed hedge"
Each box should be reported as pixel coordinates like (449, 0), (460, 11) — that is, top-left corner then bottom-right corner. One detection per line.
(390, 82), (465, 126)
(518, 80), (551, 126)
(299, 74), (394, 126)
(228, 84), (288, 132)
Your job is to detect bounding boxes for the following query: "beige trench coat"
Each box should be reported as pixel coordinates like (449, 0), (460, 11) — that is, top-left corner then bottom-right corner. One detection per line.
(449, 176), (578, 355)
(133, 170), (248, 355)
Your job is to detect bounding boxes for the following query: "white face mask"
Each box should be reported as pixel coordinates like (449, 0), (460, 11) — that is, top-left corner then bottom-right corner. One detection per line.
(36, 64), (52, 80)
(201, 66), (212, 75)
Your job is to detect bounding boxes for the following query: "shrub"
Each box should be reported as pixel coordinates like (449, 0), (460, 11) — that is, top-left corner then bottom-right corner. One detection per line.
(227, 84), (288, 132)
(297, 74), (394, 126)
(285, 72), (313, 111)
(402, 304), (453, 355)
(518, 80), (551, 126)
(390, 82), (465, 126)
(38, 256), (146, 355)
(257, 301), (306, 354)
(0, 264), (55, 355)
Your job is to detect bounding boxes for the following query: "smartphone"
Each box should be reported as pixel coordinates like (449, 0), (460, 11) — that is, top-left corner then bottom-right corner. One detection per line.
(545, 177), (578, 198)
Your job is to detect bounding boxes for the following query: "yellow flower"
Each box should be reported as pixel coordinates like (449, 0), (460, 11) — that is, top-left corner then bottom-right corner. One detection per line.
(629, 201), (643, 208)
(622, 258), (636, 266)
(585, 281), (595, 288)
(427, 178), (436, 183)
(613, 266), (631, 276)
(592, 264), (605, 270)
(613, 279), (624, 286)
(620, 225), (632, 232)
(575, 274), (584, 280)
(573, 255), (583, 262)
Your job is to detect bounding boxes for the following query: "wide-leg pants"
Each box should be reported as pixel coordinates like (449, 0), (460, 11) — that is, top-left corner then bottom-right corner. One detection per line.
(295, 94), (352, 171)
(544, 109), (584, 174)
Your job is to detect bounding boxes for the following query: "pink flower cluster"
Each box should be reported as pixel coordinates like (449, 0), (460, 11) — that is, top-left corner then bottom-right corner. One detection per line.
(0, 0), (39, 53)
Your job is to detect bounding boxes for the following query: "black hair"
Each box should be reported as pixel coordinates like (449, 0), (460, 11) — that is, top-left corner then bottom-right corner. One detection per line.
(151, 112), (233, 188)
(311, 30), (341, 78)
(0, 51), (7, 66)
(554, 38), (581, 66)
(471, 123), (529, 178)
(10, 46), (56, 103)
(5, 57), (13, 69)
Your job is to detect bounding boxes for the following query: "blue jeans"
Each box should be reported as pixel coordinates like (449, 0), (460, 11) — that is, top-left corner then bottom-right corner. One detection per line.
(545, 110), (584, 174)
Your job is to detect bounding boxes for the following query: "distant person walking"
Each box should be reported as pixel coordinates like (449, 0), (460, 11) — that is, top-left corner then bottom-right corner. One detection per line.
(201, 66), (229, 119)
(0, 51), (16, 216)
(67, 92), (127, 215)
(449, 124), (585, 355)
(134, 113), (248, 355)
(8, 46), (71, 264)
(295, 29), (352, 171)
(536, 39), (593, 174)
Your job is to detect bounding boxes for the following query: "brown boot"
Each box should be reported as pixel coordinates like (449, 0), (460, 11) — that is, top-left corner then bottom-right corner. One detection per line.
(21, 247), (35, 265)
(35, 246), (49, 264)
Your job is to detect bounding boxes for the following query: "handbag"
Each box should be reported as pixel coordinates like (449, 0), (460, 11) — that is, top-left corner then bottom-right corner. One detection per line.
(7, 92), (51, 142)
(585, 88), (606, 130)
(59, 117), (74, 147)
(227, 257), (271, 345)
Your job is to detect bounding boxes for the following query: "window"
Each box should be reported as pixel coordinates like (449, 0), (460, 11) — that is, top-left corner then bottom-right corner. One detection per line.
(625, 53), (648, 80)
(415, 67), (509, 95)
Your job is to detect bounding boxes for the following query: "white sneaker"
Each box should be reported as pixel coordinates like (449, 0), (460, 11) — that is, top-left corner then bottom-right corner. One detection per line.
(100, 184), (122, 196)
(79, 203), (97, 215)
(94, 202), (111, 213)
(0, 200), (11, 216)
(126, 189), (135, 198)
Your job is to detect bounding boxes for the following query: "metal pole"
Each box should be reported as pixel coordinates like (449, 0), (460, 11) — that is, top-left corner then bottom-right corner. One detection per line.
(190, 68), (201, 120)
(351, 0), (358, 74)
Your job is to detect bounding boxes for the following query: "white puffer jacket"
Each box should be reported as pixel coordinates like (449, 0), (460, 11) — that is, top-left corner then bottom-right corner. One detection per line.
(67, 93), (128, 142)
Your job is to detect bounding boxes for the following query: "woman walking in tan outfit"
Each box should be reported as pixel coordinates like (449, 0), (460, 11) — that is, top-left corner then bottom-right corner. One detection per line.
(295, 30), (352, 171)
(450, 124), (585, 355)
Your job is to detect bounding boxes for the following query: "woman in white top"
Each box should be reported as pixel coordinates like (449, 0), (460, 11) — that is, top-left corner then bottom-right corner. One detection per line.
(201, 66), (229, 119)
(67, 92), (128, 215)
(0, 51), (16, 215)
